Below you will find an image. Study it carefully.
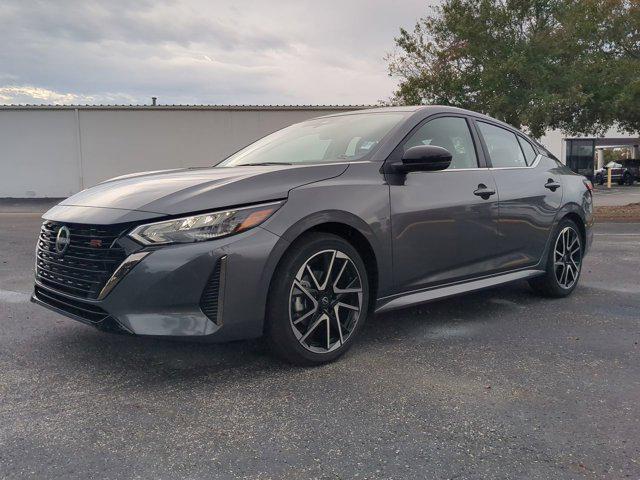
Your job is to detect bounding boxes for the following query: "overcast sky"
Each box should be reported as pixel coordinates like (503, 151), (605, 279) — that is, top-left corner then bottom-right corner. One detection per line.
(0, 0), (434, 106)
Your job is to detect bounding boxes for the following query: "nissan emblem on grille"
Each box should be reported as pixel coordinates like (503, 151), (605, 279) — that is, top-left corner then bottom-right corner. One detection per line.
(55, 226), (71, 254)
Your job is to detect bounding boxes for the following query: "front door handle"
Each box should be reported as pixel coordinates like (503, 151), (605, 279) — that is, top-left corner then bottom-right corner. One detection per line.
(473, 184), (496, 200)
(545, 179), (561, 191)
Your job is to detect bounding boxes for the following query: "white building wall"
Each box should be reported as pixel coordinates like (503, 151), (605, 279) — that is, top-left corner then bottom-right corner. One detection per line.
(540, 127), (638, 163)
(2, 106), (636, 197)
(0, 110), (81, 197)
(538, 129), (565, 161)
(0, 106), (362, 198)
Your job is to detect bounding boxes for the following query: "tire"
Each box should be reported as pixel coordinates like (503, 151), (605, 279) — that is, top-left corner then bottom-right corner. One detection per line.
(528, 219), (583, 298)
(624, 173), (634, 186)
(265, 232), (369, 366)
(596, 174), (604, 185)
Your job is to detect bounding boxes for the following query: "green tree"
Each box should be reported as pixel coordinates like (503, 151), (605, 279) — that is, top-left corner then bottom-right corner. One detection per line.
(603, 147), (630, 163)
(386, 0), (640, 139)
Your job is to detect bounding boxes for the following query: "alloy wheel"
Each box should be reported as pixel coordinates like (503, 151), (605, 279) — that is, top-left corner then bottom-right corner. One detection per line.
(289, 249), (363, 354)
(553, 226), (582, 289)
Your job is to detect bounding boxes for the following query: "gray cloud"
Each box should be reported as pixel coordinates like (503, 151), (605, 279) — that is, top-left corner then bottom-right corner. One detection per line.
(5, 0), (290, 50)
(0, 0), (433, 105)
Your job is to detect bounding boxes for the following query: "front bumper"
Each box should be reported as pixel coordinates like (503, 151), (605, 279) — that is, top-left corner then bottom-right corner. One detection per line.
(32, 225), (285, 341)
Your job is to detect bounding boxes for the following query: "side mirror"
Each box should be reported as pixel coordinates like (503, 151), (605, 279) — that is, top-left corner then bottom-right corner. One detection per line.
(395, 145), (452, 173)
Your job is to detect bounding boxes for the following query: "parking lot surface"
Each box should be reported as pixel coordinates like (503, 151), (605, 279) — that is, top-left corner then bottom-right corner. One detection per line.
(1, 212), (639, 479)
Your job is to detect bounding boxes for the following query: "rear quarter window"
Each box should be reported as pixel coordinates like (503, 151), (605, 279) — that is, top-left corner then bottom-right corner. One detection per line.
(517, 136), (538, 165)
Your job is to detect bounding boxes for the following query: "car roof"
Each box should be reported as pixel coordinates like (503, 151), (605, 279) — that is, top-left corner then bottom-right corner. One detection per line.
(318, 105), (514, 129)
(316, 105), (440, 117)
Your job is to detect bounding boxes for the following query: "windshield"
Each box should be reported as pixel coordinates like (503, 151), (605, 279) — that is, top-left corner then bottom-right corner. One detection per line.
(218, 113), (406, 167)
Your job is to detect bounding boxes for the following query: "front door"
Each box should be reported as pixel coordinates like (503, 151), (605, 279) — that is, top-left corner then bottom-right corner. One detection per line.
(474, 121), (563, 269)
(388, 116), (502, 293)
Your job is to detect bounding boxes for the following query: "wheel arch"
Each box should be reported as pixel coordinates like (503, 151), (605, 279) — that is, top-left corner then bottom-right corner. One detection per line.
(300, 222), (379, 309)
(561, 211), (586, 247)
(261, 211), (383, 328)
(536, 203), (589, 270)
(555, 198), (588, 245)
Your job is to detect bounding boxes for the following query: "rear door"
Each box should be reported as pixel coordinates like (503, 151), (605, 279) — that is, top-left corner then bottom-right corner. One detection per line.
(387, 115), (502, 292)
(473, 120), (563, 269)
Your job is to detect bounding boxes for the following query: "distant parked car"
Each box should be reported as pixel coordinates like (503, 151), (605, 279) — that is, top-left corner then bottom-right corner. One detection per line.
(594, 160), (639, 185)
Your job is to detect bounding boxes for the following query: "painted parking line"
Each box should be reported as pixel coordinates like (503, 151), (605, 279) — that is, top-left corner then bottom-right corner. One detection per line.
(594, 233), (640, 236)
(0, 289), (31, 303)
(0, 212), (45, 217)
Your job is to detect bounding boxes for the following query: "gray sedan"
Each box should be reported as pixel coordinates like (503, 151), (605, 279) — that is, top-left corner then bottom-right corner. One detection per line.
(32, 106), (594, 365)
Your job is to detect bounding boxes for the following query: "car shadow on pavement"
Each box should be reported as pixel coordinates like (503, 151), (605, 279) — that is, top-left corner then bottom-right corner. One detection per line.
(41, 281), (538, 384)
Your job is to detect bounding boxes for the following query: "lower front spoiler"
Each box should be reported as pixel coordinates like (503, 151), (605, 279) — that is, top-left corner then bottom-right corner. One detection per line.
(32, 281), (222, 339)
(31, 287), (131, 335)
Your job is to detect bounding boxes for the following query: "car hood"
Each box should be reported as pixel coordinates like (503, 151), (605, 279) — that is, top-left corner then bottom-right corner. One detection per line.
(59, 163), (348, 215)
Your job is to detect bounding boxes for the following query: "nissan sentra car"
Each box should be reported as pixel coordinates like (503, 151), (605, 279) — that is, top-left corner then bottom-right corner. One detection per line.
(32, 106), (594, 365)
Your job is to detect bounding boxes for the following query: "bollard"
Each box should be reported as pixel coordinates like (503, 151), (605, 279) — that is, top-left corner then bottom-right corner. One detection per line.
(607, 167), (612, 189)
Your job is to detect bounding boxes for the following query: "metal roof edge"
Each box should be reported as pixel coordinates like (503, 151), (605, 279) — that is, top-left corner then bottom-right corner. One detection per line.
(0, 104), (376, 111)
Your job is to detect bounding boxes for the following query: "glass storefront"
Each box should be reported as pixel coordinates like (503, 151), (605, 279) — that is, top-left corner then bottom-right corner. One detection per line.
(565, 139), (595, 178)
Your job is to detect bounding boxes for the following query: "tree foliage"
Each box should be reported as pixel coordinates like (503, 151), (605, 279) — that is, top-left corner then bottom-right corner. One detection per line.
(386, 0), (640, 138)
(603, 147), (631, 162)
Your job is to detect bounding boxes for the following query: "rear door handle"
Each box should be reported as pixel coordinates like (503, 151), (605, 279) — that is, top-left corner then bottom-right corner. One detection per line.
(473, 184), (496, 199)
(545, 179), (561, 191)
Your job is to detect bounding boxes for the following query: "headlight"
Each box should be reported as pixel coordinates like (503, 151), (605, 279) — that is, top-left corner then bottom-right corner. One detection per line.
(128, 201), (283, 245)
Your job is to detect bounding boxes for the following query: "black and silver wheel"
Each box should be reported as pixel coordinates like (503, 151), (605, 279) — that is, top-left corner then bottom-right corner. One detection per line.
(624, 172), (634, 186)
(595, 174), (604, 185)
(529, 219), (583, 297)
(266, 233), (369, 365)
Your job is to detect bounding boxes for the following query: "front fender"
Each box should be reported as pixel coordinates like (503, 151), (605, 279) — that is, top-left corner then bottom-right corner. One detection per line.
(261, 208), (386, 289)
(259, 167), (393, 298)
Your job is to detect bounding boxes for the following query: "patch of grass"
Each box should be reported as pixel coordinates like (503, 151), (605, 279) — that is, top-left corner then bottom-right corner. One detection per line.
(594, 202), (640, 222)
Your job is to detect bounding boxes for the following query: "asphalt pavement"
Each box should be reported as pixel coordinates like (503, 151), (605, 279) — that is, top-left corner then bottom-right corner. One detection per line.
(0, 212), (638, 479)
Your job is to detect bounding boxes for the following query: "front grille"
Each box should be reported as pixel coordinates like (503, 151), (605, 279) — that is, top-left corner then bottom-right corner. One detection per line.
(36, 221), (128, 299)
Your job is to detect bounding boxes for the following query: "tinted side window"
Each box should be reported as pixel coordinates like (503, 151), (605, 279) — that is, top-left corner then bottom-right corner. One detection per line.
(517, 136), (538, 165)
(403, 117), (478, 169)
(477, 122), (527, 168)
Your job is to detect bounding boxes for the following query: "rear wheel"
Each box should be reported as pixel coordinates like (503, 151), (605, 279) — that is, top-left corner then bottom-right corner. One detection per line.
(529, 219), (583, 298)
(624, 172), (634, 186)
(265, 233), (369, 365)
(595, 174), (605, 185)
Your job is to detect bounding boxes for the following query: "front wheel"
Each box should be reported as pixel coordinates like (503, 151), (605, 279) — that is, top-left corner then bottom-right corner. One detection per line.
(529, 219), (583, 297)
(265, 233), (369, 365)
(624, 173), (634, 186)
